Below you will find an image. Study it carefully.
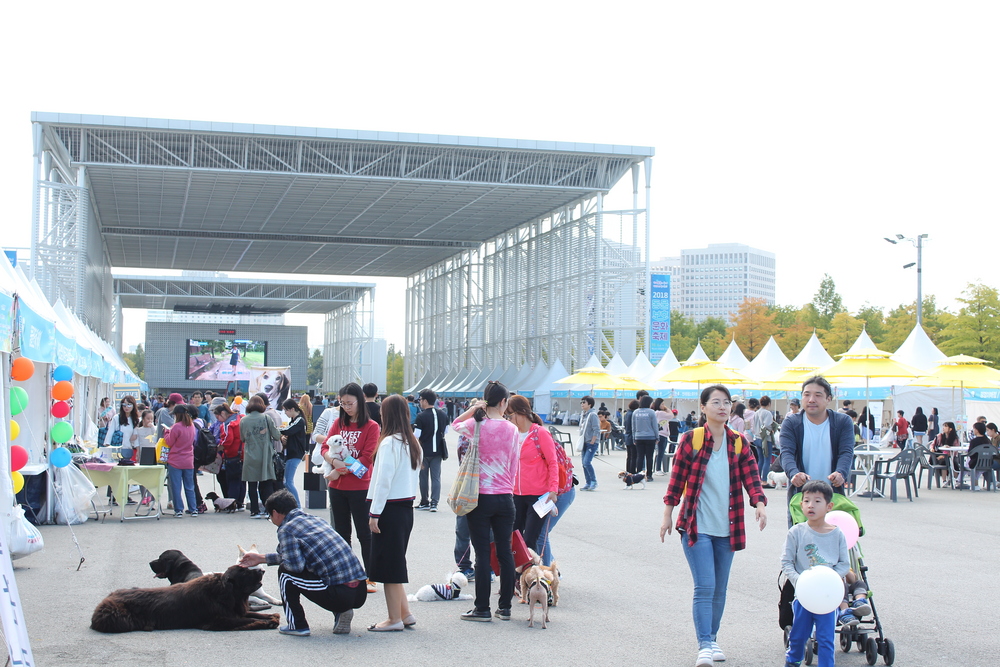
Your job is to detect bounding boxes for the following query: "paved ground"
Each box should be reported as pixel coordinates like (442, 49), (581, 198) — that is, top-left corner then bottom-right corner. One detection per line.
(15, 435), (1000, 667)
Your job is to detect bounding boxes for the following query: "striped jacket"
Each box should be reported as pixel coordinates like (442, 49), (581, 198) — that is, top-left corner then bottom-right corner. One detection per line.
(663, 425), (767, 552)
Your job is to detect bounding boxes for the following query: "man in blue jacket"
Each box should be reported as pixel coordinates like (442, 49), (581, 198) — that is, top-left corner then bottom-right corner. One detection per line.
(778, 376), (855, 526)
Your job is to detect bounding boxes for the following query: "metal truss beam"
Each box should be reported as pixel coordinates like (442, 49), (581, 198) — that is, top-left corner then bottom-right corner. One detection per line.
(102, 226), (480, 250)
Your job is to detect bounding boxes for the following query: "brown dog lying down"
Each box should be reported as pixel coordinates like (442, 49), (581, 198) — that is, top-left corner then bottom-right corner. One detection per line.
(91, 566), (279, 632)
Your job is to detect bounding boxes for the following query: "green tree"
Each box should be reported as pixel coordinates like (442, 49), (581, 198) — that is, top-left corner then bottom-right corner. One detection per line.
(774, 306), (815, 359)
(856, 304), (886, 345)
(940, 283), (1000, 364)
(700, 330), (727, 360)
(821, 312), (865, 357)
(123, 344), (145, 380)
(386, 344), (405, 394)
(726, 297), (778, 358)
(670, 310), (696, 361)
(696, 316), (728, 341)
(307, 348), (323, 386)
(809, 274), (845, 330)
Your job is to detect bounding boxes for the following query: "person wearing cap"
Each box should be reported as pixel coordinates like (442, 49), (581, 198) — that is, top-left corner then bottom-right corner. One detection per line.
(156, 393), (186, 440)
(785, 398), (801, 421)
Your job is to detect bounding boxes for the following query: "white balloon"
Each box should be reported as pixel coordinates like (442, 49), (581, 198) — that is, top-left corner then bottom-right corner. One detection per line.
(796, 566), (844, 615)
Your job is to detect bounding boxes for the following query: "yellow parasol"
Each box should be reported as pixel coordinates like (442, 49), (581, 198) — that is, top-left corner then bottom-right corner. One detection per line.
(592, 374), (656, 391)
(907, 355), (1000, 388)
(555, 365), (615, 385)
(659, 361), (753, 386)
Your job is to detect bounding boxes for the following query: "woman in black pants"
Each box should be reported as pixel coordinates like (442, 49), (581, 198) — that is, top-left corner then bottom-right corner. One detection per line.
(631, 395), (659, 478)
(322, 383), (381, 593)
(451, 382), (519, 622)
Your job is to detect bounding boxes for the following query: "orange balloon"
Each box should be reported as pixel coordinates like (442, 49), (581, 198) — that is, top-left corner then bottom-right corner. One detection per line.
(11, 357), (35, 382)
(233, 396), (243, 405)
(51, 380), (75, 401)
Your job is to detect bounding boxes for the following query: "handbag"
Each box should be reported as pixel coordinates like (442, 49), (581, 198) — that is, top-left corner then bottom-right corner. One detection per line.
(156, 437), (170, 464)
(272, 451), (286, 482)
(109, 428), (124, 448)
(201, 452), (223, 475)
(447, 422), (481, 516)
(9, 505), (44, 559)
(489, 529), (533, 575)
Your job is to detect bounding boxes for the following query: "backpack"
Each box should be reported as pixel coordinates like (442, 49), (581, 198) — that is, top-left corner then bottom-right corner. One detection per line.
(691, 427), (743, 456)
(532, 428), (575, 495)
(193, 426), (218, 467)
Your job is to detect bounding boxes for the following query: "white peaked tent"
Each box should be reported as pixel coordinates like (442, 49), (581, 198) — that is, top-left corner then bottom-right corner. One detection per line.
(716, 338), (750, 370)
(507, 362), (534, 394)
(743, 337), (791, 381)
(686, 342), (711, 364)
(532, 360), (572, 416)
(627, 351), (656, 380)
(892, 325), (947, 372)
(564, 354), (607, 394)
(847, 328), (879, 353)
(520, 362), (555, 396)
(646, 348), (681, 386)
(604, 353), (630, 375)
(790, 332), (836, 369)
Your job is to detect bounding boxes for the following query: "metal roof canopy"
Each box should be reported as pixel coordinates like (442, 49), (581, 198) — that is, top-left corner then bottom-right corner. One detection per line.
(113, 273), (374, 315)
(34, 112), (654, 278)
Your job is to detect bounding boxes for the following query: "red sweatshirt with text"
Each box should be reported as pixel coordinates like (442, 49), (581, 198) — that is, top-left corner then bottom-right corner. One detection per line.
(321, 418), (380, 491)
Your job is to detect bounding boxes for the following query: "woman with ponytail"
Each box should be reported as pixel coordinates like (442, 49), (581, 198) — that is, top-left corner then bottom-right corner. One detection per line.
(505, 395), (559, 556)
(451, 381), (519, 623)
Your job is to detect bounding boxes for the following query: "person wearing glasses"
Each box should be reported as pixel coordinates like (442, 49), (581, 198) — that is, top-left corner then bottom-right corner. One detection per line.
(239, 489), (368, 637)
(104, 396), (139, 448)
(660, 384), (767, 667)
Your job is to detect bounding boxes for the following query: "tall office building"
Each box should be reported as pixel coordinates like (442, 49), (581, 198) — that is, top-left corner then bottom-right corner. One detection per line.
(653, 243), (776, 323)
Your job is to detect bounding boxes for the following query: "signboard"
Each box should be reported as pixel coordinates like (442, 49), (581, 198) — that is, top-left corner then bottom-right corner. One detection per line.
(113, 383), (142, 402)
(649, 274), (672, 364)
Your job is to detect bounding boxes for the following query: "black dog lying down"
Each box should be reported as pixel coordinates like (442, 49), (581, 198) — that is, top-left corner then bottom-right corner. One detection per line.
(148, 548), (281, 610)
(91, 565), (279, 632)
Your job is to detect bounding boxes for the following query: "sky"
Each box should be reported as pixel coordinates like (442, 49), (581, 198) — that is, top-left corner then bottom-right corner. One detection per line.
(3, 1), (998, 353)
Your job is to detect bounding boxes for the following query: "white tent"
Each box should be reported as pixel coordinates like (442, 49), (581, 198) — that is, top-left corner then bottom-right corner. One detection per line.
(790, 332), (836, 369)
(627, 351), (656, 380)
(507, 362), (534, 394)
(892, 325), (947, 372)
(519, 362), (555, 396)
(743, 337), (791, 381)
(847, 328), (879, 353)
(604, 353), (630, 375)
(686, 342), (711, 364)
(531, 360), (572, 417)
(646, 348), (681, 386)
(716, 338), (750, 370)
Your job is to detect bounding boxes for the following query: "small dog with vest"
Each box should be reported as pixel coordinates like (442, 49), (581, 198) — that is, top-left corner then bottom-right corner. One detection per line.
(407, 572), (471, 602)
(619, 471), (646, 489)
(522, 565), (551, 629)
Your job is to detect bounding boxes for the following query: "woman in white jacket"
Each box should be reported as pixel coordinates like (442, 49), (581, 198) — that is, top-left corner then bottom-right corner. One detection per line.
(366, 394), (422, 632)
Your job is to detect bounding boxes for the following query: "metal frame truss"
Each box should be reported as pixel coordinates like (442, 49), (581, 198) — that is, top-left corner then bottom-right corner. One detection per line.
(48, 125), (639, 192)
(323, 289), (375, 392)
(404, 191), (650, 389)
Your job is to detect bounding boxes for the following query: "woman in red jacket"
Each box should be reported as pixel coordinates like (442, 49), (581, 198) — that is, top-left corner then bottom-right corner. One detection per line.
(213, 403), (245, 511)
(506, 395), (559, 555)
(321, 382), (380, 592)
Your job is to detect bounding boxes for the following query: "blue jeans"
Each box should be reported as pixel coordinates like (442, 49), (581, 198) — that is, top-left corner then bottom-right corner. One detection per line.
(786, 599), (836, 667)
(756, 438), (771, 480)
(654, 435), (668, 472)
(168, 466), (197, 514)
(581, 444), (598, 486)
(680, 532), (735, 648)
(283, 457), (301, 506)
(536, 487), (575, 566)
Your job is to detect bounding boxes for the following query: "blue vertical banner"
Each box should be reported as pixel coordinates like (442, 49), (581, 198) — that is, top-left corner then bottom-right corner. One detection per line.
(650, 274), (672, 364)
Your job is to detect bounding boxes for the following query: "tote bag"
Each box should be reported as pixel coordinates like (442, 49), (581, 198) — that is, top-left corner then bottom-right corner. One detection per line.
(447, 422), (481, 516)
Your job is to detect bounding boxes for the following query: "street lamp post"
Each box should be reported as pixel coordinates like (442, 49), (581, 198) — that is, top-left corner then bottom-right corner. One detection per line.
(883, 233), (929, 327)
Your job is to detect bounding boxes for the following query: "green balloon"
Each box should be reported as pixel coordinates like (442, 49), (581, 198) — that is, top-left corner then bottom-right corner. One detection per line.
(10, 387), (28, 416)
(50, 421), (74, 444)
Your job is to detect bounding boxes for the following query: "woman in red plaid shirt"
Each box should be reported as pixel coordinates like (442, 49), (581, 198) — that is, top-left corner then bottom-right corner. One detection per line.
(660, 385), (768, 667)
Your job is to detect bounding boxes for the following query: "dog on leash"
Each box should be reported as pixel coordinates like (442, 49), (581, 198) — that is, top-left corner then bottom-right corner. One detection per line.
(618, 471), (646, 489)
(767, 470), (789, 488)
(538, 561), (560, 607)
(523, 565), (551, 629)
(311, 435), (347, 479)
(407, 572), (471, 602)
(203, 491), (237, 512)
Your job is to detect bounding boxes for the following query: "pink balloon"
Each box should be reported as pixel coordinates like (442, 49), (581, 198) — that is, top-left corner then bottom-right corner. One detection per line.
(827, 510), (860, 549)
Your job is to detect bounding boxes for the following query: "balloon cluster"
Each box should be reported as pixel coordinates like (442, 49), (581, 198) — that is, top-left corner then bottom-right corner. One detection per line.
(8, 359), (77, 490)
(9, 358), (33, 492)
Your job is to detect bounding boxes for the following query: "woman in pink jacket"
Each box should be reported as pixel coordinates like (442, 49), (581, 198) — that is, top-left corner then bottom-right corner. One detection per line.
(506, 395), (559, 555)
(163, 404), (198, 518)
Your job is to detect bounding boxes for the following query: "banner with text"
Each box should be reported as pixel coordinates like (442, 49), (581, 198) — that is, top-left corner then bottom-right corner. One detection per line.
(650, 274), (672, 364)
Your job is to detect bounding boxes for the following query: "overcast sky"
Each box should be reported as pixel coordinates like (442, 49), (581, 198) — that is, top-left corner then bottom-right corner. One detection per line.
(3, 1), (997, 352)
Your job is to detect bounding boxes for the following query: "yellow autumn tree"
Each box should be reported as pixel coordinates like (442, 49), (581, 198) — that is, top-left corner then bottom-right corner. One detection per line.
(727, 298), (779, 359)
(821, 312), (865, 357)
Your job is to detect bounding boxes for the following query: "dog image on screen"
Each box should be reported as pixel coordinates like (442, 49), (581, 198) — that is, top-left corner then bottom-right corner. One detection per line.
(250, 370), (291, 408)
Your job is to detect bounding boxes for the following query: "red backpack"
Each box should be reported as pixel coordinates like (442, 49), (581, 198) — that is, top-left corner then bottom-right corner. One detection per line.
(531, 427), (575, 495)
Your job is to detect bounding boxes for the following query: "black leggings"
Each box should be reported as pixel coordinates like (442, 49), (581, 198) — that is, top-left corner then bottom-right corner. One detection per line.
(247, 479), (275, 515)
(634, 439), (656, 477)
(329, 488), (372, 575)
(513, 494), (546, 554)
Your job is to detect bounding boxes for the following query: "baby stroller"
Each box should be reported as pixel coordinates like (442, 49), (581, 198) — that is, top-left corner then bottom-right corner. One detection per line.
(778, 493), (895, 665)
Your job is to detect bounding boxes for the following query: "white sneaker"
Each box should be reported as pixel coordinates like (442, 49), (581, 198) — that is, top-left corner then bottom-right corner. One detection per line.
(710, 642), (726, 661)
(696, 648), (714, 666)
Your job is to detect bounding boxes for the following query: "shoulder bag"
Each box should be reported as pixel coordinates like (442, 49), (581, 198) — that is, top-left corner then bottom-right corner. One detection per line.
(447, 422), (481, 516)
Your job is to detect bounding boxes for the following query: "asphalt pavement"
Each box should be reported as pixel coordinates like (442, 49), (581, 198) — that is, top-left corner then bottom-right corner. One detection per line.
(15, 433), (1000, 667)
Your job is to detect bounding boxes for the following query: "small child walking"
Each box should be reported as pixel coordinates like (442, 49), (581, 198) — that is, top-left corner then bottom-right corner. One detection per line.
(781, 480), (850, 667)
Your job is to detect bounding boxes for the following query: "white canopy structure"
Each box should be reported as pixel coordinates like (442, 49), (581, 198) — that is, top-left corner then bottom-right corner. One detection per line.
(743, 337), (791, 381)
(627, 351), (656, 380)
(892, 325), (947, 372)
(686, 342), (711, 364)
(716, 338), (750, 370)
(531, 360), (572, 415)
(789, 332), (836, 369)
(847, 329), (879, 353)
(604, 353), (630, 375)
(646, 348), (681, 387)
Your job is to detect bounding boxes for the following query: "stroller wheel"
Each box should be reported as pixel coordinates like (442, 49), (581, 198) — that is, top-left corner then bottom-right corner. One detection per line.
(840, 631), (852, 652)
(857, 634), (867, 653)
(804, 639), (814, 665)
(865, 637), (878, 665)
(882, 638), (895, 665)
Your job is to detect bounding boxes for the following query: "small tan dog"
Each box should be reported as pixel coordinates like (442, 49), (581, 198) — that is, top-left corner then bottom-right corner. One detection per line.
(538, 561), (560, 607)
(523, 565), (550, 629)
